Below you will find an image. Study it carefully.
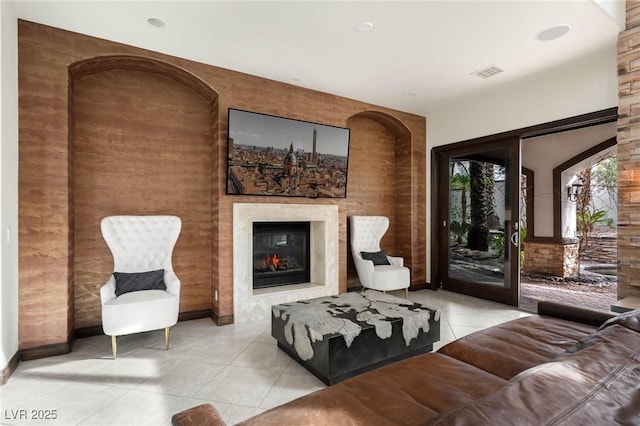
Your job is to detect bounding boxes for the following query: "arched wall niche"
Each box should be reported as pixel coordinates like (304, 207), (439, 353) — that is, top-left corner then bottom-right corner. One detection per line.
(350, 110), (412, 140)
(345, 110), (419, 289)
(69, 55), (220, 330)
(68, 55), (219, 104)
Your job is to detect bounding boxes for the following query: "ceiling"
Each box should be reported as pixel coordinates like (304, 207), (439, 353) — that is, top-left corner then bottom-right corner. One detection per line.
(8, 1), (624, 116)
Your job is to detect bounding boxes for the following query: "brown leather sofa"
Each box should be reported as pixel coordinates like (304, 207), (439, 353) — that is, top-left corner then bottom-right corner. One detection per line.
(172, 301), (640, 425)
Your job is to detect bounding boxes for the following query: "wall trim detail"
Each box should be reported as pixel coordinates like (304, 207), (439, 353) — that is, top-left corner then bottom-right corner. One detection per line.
(21, 341), (72, 362)
(178, 309), (214, 322)
(213, 314), (234, 326)
(74, 325), (104, 339)
(410, 283), (431, 291)
(0, 351), (21, 386)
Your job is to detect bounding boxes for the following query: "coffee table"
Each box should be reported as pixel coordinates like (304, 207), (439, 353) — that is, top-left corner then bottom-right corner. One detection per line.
(272, 290), (440, 385)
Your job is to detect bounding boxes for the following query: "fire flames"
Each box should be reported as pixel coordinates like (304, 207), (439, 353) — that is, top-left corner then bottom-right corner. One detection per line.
(263, 254), (280, 270)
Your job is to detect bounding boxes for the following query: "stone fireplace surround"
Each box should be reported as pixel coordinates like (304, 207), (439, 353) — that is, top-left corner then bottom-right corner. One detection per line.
(233, 203), (340, 322)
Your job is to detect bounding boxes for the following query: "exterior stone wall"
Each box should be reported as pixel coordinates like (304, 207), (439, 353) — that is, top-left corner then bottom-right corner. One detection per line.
(617, 0), (640, 300)
(522, 241), (579, 277)
(580, 235), (617, 264)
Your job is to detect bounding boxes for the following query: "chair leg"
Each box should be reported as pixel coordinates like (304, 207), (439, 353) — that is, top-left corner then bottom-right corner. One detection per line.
(405, 288), (409, 299)
(165, 327), (171, 350)
(111, 335), (117, 359)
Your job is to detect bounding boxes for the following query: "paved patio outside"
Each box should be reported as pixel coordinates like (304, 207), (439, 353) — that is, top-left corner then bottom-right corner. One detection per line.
(520, 276), (616, 313)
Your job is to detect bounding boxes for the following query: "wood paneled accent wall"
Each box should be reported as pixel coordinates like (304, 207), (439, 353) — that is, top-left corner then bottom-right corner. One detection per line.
(617, 1), (640, 300)
(18, 20), (427, 351)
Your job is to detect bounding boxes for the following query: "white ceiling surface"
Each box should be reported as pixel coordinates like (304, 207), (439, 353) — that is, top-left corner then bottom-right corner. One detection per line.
(8, 1), (624, 116)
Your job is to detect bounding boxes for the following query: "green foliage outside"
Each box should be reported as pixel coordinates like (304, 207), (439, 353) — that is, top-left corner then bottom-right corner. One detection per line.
(577, 209), (611, 256)
(489, 233), (504, 255)
(591, 157), (617, 200)
(486, 226), (525, 266)
(577, 210), (610, 228)
(450, 221), (470, 245)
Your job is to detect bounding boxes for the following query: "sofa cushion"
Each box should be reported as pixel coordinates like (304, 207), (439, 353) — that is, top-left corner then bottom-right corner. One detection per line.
(237, 353), (507, 426)
(428, 324), (640, 425)
(437, 315), (598, 380)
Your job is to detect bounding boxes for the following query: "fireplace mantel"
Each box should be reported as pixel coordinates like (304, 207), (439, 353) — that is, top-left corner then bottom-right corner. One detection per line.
(233, 203), (339, 322)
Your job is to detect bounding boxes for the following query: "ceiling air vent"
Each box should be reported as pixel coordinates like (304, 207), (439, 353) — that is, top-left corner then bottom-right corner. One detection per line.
(472, 65), (504, 79)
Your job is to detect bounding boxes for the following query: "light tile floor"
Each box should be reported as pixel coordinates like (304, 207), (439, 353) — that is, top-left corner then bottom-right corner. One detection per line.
(0, 290), (531, 426)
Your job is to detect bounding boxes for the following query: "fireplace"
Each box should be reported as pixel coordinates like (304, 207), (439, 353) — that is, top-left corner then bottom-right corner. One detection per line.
(253, 222), (310, 289)
(233, 203), (339, 323)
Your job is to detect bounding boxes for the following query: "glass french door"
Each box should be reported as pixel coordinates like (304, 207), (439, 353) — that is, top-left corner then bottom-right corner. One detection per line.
(437, 138), (520, 306)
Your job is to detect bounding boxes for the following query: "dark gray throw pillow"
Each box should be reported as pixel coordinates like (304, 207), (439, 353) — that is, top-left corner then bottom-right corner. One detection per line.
(114, 269), (166, 297)
(360, 250), (391, 265)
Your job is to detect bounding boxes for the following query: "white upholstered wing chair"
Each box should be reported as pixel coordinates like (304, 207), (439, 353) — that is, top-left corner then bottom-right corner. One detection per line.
(350, 216), (410, 298)
(100, 215), (182, 358)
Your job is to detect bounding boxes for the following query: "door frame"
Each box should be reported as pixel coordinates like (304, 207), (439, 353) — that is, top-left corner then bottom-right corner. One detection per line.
(430, 107), (618, 305)
(435, 137), (520, 305)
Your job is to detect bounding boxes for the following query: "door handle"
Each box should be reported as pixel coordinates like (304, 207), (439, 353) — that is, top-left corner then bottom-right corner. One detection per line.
(510, 231), (519, 247)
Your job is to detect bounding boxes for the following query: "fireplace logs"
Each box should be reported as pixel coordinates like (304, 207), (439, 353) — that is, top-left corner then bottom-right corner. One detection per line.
(256, 253), (304, 272)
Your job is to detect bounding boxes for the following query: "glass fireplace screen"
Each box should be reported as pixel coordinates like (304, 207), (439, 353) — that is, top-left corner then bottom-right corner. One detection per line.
(252, 221), (310, 289)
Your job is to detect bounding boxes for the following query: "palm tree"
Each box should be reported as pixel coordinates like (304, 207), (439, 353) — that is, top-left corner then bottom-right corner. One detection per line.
(450, 169), (470, 225)
(467, 161), (492, 251)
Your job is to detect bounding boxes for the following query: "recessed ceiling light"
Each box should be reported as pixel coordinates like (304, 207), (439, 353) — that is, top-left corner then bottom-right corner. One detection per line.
(147, 17), (166, 28)
(537, 24), (570, 41)
(357, 22), (374, 32)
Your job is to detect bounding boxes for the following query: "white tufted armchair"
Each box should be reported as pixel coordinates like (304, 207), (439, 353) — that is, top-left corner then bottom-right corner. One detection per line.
(350, 216), (410, 298)
(100, 215), (182, 358)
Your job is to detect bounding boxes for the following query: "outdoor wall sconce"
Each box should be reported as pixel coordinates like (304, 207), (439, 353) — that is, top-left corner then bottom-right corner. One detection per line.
(567, 181), (584, 202)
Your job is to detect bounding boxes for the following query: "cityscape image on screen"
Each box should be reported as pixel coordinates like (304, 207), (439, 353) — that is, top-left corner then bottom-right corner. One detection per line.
(226, 108), (351, 198)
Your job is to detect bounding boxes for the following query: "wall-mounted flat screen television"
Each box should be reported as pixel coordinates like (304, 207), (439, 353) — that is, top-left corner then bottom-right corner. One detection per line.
(226, 108), (351, 198)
